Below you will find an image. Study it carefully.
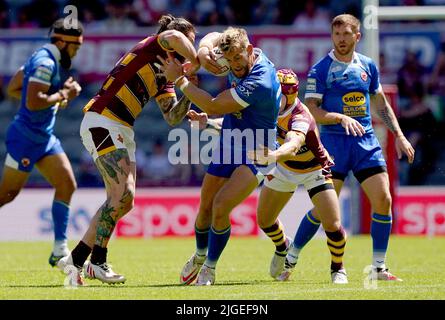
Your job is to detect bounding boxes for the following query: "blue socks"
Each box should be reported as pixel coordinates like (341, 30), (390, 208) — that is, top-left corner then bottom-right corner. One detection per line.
(51, 200), (70, 241)
(205, 226), (231, 268)
(371, 212), (392, 268)
(293, 210), (321, 250)
(195, 224), (210, 256)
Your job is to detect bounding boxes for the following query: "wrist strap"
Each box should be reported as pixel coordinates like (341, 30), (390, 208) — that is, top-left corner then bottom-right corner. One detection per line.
(58, 89), (68, 101)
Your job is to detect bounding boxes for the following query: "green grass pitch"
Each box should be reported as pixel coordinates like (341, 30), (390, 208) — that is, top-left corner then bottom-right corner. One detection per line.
(0, 236), (444, 300)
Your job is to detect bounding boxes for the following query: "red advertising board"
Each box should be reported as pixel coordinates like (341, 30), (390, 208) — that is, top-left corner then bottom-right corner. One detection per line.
(116, 189), (259, 237)
(396, 188), (445, 236)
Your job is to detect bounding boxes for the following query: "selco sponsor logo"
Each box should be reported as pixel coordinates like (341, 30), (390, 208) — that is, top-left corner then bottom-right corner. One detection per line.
(342, 92), (366, 107)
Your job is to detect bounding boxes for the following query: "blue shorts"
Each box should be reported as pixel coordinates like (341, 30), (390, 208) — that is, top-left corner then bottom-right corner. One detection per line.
(207, 162), (258, 178)
(321, 132), (387, 182)
(5, 125), (64, 172)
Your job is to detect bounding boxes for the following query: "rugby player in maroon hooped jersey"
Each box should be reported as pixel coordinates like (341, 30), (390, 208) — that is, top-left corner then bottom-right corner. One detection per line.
(248, 69), (349, 284)
(57, 14), (200, 286)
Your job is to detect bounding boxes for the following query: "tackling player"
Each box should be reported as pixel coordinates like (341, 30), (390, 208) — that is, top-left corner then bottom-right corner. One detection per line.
(159, 27), (281, 286)
(57, 14), (199, 286)
(291, 14), (415, 281)
(248, 69), (348, 284)
(1, 18), (83, 266)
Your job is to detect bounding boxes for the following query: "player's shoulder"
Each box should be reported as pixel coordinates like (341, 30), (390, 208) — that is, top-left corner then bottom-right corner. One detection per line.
(355, 52), (377, 68)
(31, 46), (57, 69)
(308, 54), (333, 76)
(251, 49), (275, 77)
(293, 100), (313, 121)
(242, 50), (277, 91)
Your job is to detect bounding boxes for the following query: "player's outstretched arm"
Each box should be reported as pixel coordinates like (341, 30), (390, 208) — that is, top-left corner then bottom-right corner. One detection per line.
(197, 32), (225, 75)
(157, 94), (192, 127)
(371, 90), (415, 163)
(187, 110), (223, 131)
(158, 55), (243, 115)
(248, 131), (305, 165)
(305, 97), (365, 136)
(158, 30), (200, 75)
(7, 67), (24, 99)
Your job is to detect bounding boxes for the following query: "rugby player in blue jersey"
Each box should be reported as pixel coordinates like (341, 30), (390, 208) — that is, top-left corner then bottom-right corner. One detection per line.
(159, 27), (281, 285)
(1, 19), (83, 266)
(286, 14), (415, 281)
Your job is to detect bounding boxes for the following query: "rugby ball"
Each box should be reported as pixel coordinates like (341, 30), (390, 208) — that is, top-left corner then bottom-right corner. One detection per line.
(210, 47), (230, 77)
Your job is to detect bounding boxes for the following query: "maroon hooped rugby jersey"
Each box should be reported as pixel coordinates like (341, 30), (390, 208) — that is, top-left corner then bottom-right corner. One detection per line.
(83, 35), (176, 127)
(276, 98), (334, 174)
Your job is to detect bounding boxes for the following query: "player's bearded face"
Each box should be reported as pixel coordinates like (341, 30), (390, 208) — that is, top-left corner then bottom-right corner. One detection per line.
(60, 44), (72, 69)
(59, 42), (81, 69)
(332, 25), (359, 56)
(224, 46), (251, 78)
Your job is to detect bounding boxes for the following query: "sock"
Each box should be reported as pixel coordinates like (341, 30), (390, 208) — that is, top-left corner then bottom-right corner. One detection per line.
(325, 226), (347, 272)
(90, 245), (108, 265)
(71, 241), (92, 268)
(293, 210), (321, 256)
(53, 239), (69, 256)
(195, 224), (210, 257)
(52, 200), (70, 241)
(205, 226), (231, 269)
(261, 220), (288, 253)
(371, 212), (392, 269)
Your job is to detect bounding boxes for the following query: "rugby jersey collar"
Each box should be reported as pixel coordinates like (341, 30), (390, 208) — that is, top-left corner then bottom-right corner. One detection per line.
(329, 49), (359, 65)
(253, 48), (262, 66)
(278, 99), (299, 118)
(43, 43), (61, 65)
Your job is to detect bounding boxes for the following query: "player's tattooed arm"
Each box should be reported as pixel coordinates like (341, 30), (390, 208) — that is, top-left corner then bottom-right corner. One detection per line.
(157, 95), (192, 126)
(159, 37), (171, 51)
(372, 90), (415, 163)
(371, 90), (402, 137)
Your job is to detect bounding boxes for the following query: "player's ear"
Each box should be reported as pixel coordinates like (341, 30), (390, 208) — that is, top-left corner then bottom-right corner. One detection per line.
(356, 31), (361, 42)
(246, 44), (253, 56)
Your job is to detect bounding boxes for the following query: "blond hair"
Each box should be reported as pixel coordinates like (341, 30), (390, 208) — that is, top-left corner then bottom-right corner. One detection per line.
(217, 27), (249, 54)
(331, 14), (360, 33)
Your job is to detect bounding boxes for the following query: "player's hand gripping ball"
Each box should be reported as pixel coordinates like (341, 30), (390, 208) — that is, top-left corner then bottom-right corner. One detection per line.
(210, 47), (230, 77)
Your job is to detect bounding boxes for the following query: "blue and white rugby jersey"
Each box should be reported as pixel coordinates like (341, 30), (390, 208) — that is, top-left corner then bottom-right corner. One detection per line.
(12, 44), (62, 142)
(219, 48), (281, 158)
(305, 50), (381, 135)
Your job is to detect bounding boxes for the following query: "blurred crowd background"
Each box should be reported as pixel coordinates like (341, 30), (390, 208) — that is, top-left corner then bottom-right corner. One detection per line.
(0, 0), (444, 188)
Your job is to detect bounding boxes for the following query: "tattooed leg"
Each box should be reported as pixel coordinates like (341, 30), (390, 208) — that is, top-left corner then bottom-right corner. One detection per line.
(95, 201), (117, 247)
(93, 149), (135, 248)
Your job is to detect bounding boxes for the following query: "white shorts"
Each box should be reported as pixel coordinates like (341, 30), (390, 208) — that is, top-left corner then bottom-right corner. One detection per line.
(264, 164), (332, 195)
(80, 111), (136, 162)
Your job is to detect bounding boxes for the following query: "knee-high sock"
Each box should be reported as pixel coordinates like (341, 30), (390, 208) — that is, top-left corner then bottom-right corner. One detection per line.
(52, 200), (70, 241)
(204, 226), (231, 269)
(371, 212), (392, 269)
(325, 226), (347, 272)
(195, 224), (210, 257)
(261, 220), (288, 253)
(292, 210), (320, 256)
